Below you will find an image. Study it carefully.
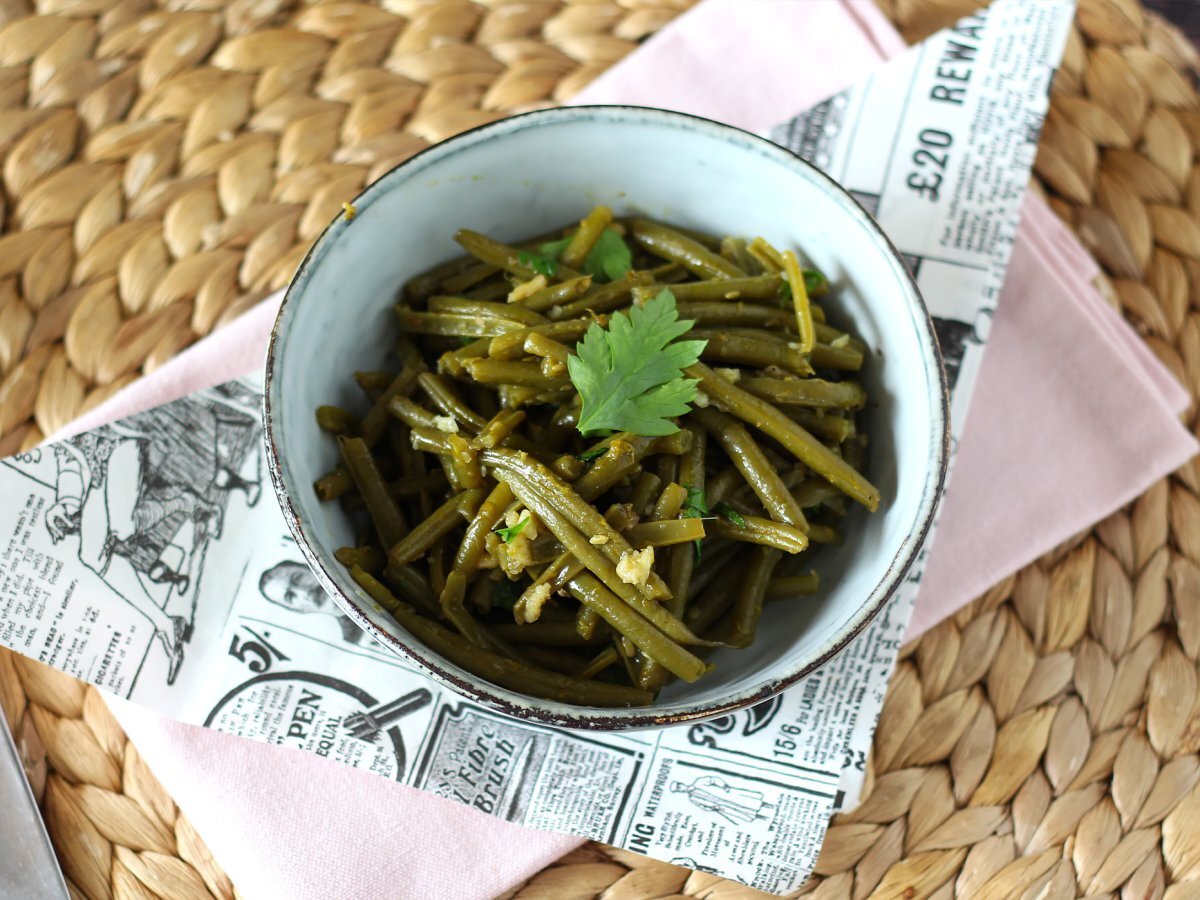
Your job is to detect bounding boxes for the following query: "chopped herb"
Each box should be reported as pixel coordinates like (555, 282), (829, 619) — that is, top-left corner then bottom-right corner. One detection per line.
(681, 485), (708, 563)
(458, 336), (476, 347)
(779, 268), (829, 305)
(493, 515), (530, 543)
(568, 288), (707, 437)
(804, 268), (829, 296)
(576, 445), (608, 462)
(681, 485), (709, 519)
(714, 502), (746, 527)
(518, 250), (558, 277)
(540, 229), (633, 283)
(491, 578), (523, 611)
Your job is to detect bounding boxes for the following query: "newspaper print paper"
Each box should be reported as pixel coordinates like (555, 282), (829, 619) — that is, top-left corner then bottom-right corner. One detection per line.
(0, 0), (1073, 890)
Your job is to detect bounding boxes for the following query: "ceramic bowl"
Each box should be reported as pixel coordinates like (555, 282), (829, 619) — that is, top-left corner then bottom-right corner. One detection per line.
(264, 105), (949, 730)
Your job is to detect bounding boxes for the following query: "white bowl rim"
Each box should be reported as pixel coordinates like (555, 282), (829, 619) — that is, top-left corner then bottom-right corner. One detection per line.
(264, 104), (950, 730)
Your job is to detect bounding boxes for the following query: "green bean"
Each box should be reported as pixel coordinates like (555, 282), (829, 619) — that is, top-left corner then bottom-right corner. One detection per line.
(684, 561), (744, 636)
(440, 262), (500, 295)
(404, 252), (480, 301)
(396, 308), (523, 338)
(653, 482), (688, 520)
(523, 332), (572, 369)
(782, 250), (815, 354)
(728, 547), (781, 648)
(437, 337), (490, 377)
(427, 295), (548, 326)
(482, 448), (638, 569)
(380, 561), (442, 619)
(418, 372), (489, 432)
(386, 395), (443, 430)
(674, 301), (795, 330)
(631, 218), (745, 279)
(765, 572), (820, 601)
(807, 523), (841, 545)
(788, 409), (854, 444)
(576, 646), (619, 679)
(495, 468), (650, 608)
(560, 205), (613, 268)
(316, 405), (358, 435)
(360, 354), (425, 447)
(355, 370), (394, 392)
(335, 545), (385, 574)
(452, 482), (514, 574)
(352, 568), (651, 706)
(389, 489), (484, 567)
(814, 321), (866, 352)
(566, 574), (708, 683)
(488, 318), (595, 360)
(692, 328), (813, 375)
(639, 275), (786, 303)
(692, 407), (807, 529)
(446, 434), (484, 489)
(625, 518), (706, 547)
(515, 275), (594, 313)
(630, 471), (662, 517)
(810, 342), (864, 371)
(791, 479), (843, 510)
(519, 645), (594, 675)
(572, 434), (655, 501)
(388, 472), (449, 499)
(576, 606), (601, 641)
(470, 409), (526, 450)
(463, 358), (570, 391)
(747, 236), (784, 273)
(551, 269), (655, 320)
(710, 516), (808, 554)
(454, 229), (583, 281)
(720, 237), (760, 274)
(491, 622), (604, 646)
(315, 466), (353, 501)
(464, 280), (512, 303)
(739, 377), (866, 410)
(688, 362), (880, 510)
(338, 436), (408, 547)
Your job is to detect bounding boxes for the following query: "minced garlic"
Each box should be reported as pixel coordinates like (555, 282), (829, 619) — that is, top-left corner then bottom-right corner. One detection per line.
(432, 415), (459, 433)
(342, 201), (357, 220)
(714, 367), (741, 383)
(616, 547), (655, 585)
(523, 583), (552, 623)
(508, 274), (547, 303)
(589, 534), (609, 545)
(693, 389), (711, 408)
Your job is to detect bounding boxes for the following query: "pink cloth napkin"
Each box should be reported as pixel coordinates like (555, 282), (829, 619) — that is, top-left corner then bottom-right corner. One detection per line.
(63, 1), (1195, 897)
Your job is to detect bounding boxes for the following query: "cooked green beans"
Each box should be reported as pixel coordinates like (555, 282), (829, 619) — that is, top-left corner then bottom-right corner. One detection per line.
(315, 206), (882, 706)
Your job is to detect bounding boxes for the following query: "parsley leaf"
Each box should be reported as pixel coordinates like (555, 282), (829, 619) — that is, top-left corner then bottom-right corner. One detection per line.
(518, 250), (558, 277)
(540, 230), (633, 283)
(568, 288), (707, 437)
(493, 516), (530, 543)
(491, 579), (523, 611)
(714, 502), (746, 527)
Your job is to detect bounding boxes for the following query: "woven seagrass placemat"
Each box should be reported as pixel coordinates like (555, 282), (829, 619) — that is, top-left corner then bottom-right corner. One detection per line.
(0, 0), (1198, 897)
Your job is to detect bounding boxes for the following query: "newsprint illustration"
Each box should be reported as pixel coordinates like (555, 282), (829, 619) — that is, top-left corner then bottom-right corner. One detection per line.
(0, 1), (1073, 890)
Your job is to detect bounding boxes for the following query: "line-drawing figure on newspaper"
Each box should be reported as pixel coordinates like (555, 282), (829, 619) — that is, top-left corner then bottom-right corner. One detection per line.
(671, 777), (774, 825)
(4, 382), (263, 685)
(258, 559), (365, 645)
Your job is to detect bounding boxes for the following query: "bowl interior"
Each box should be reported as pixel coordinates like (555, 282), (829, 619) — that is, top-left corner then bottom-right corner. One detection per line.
(266, 106), (946, 728)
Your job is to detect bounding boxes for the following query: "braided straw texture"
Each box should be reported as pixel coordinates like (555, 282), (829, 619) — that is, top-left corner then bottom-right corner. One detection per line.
(0, 0), (1195, 898)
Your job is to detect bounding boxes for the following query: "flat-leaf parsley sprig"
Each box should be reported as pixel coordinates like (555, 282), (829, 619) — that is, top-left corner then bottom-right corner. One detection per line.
(567, 288), (707, 437)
